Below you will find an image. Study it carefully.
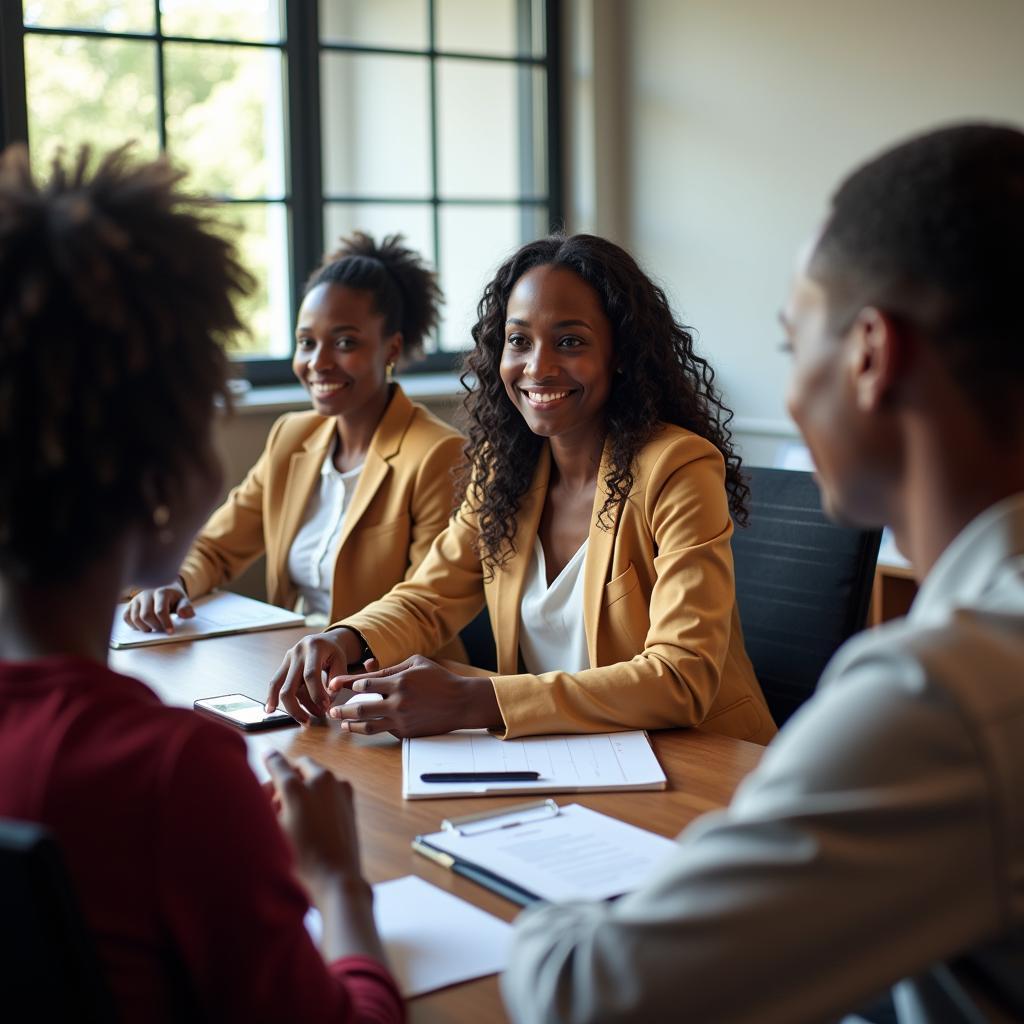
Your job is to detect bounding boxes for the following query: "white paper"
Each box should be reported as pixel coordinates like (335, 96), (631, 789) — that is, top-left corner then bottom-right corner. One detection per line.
(110, 590), (304, 649)
(305, 876), (511, 997)
(421, 803), (679, 903)
(403, 728), (666, 799)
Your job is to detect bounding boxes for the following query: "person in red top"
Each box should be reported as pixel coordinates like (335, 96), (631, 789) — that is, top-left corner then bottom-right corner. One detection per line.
(0, 144), (403, 1024)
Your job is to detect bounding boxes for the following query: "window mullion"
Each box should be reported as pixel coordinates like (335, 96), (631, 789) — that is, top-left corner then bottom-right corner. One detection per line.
(0, 0), (29, 148)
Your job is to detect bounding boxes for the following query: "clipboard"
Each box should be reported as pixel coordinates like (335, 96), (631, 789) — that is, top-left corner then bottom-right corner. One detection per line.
(413, 800), (679, 906)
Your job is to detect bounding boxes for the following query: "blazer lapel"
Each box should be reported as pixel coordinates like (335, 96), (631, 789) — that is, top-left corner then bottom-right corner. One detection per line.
(493, 444), (551, 674)
(274, 417), (336, 588)
(336, 385), (414, 552)
(582, 439), (621, 667)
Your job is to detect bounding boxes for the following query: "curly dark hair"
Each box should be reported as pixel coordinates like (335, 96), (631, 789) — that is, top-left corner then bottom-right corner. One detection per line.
(455, 233), (748, 577)
(305, 231), (443, 364)
(811, 122), (1024, 437)
(0, 144), (251, 584)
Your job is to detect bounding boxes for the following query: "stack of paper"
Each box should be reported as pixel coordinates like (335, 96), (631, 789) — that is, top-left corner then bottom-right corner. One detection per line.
(403, 728), (667, 799)
(110, 590), (304, 649)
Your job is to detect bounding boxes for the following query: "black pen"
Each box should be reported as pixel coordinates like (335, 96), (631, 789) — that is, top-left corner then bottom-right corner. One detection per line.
(420, 771), (541, 783)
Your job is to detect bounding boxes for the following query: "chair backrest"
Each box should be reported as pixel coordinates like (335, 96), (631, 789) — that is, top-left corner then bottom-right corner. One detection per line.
(731, 467), (882, 728)
(0, 817), (118, 1023)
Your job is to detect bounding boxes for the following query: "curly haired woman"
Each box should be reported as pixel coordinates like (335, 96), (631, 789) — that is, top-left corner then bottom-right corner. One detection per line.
(267, 234), (775, 744)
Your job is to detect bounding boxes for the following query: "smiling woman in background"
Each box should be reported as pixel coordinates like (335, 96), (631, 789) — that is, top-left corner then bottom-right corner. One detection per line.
(125, 231), (465, 657)
(268, 233), (775, 745)
(0, 146), (400, 1022)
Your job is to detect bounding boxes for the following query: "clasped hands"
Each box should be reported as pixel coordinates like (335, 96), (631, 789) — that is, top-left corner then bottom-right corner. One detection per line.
(265, 628), (502, 737)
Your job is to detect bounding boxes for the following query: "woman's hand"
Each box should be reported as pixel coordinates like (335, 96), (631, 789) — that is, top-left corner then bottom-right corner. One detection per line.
(265, 627), (365, 725)
(122, 582), (193, 633)
(327, 655), (503, 737)
(262, 751), (384, 964)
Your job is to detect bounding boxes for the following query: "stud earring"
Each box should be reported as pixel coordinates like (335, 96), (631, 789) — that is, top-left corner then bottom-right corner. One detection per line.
(152, 504), (174, 545)
(385, 362), (395, 382)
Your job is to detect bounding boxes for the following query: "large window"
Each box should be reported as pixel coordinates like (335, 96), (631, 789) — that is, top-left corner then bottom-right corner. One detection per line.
(0, 0), (562, 380)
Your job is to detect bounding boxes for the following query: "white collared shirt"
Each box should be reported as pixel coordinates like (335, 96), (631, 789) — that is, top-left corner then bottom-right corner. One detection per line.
(286, 449), (364, 618)
(518, 537), (590, 675)
(504, 493), (1024, 1024)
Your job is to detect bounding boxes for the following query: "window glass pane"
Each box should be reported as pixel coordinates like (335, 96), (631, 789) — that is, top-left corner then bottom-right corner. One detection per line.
(321, 53), (431, 199)
(24, 34), (158, 172)
(438, 60), (546, 199)
(212, 202), (292, 357)
(438, 205), (546, 351)
(435, 0), (545, 57)
(164, 43), (286, 198)
(319, 0), (427, 50)
(159, 0), (283, 43)
(23, 0), (154, 33)
(323, 203), (435, 284)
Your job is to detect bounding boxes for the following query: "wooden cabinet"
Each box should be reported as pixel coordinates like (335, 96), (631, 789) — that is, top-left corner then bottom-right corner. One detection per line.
(869, 562), (918, 626)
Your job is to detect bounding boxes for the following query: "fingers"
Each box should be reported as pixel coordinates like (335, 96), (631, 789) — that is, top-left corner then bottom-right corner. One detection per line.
(153, 588), (177, 633)
(122, 586), (183, 633)
(330, 695), (390, 723)
(177, 596), (195, 619)
(327, 657), (408, 695)
(262, 750), (301, 796)
(266, 636), (339, 725)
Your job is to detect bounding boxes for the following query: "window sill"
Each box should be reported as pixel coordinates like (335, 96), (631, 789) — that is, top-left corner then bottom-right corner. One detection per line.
(229, 372), (466, 416)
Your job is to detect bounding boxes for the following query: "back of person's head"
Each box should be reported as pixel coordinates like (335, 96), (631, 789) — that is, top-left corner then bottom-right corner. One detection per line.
(0, 145), (251, 585)
(810, 122), (1024, 436)
(305, 231), (442, 364)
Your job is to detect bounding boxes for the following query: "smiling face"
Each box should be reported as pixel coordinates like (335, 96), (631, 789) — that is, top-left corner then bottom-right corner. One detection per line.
(499, 265), (615, 443)
(292, 283), (401, 419)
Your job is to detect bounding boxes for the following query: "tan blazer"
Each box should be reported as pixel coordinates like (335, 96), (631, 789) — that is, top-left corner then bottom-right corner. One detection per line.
(179, 385), (466, 659)
(337, 425), (776, 744)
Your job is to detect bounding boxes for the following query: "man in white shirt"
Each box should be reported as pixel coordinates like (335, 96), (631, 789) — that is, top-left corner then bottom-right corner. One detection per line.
(501, 124), (1024, 1023)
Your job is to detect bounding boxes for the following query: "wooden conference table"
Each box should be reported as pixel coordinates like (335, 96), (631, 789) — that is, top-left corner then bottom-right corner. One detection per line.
(111, 626), (764, 1023)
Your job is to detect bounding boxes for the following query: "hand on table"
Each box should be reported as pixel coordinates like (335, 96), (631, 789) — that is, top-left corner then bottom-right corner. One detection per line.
(123, 582), (193, 633)
(265, 627), (367, 726)
(327, 654), (502, 738)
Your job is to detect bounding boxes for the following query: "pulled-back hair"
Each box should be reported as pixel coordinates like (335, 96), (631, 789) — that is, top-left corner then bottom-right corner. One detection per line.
(455, 233), (748, 577)
(305, 231), (443, 363)
(0, 145), (251, 583)
(810, 122), (1024, 436)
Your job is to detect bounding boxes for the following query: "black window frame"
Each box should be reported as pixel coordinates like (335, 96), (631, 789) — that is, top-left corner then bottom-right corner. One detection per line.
(0, 0), (563, 386)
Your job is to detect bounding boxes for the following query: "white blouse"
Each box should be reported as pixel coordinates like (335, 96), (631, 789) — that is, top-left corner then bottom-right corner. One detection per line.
(518, 536), (590, 676)
(286, 449), (364, 618)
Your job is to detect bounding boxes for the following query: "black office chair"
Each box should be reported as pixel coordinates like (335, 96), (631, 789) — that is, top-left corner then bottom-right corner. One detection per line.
(0, 818), (118, 1023)
(731, 467), (882, 728)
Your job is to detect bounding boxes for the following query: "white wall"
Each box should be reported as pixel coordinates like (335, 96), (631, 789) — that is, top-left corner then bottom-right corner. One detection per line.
(598, 0), (1024, 465)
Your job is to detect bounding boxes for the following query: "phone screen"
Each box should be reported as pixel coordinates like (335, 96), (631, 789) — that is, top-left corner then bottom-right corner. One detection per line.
(194, 693), (296, 731)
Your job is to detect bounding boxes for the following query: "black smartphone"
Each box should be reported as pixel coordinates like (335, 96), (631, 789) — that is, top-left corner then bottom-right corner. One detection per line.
(193, 693), (297, 732)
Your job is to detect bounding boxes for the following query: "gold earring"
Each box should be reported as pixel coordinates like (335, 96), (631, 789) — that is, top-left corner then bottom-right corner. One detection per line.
(385, 362), (395, 382)
(152, 504), (174, 545)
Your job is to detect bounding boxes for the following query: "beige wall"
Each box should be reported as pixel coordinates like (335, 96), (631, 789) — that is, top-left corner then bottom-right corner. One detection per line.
(570, 0), (1024, 464)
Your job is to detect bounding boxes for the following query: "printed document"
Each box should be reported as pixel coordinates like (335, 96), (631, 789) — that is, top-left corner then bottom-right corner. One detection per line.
(403, 728), (667, 799)
(420, 803), (680, 902)
(110, 590), (304, 649)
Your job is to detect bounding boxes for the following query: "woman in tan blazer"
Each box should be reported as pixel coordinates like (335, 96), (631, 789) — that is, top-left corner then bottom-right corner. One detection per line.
(266, 234), (775, 744)
(124, 233), (465, 659)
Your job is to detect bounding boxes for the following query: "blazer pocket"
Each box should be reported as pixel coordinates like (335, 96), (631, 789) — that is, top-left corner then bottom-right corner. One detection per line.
(350, 513), (411, 541)
(604, 562), (640, 607)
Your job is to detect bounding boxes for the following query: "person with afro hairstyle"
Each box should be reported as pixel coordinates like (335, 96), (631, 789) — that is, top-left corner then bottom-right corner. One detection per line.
(267, 233), (775, 744)
(0, 146), (402, 1021)
(125, 230), (465, 665)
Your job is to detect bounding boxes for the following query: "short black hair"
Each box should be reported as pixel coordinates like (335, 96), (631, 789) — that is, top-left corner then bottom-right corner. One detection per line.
(810, 122), (1024, 434)
(305, 231), (443, 363)
(0, 145), (251, 583)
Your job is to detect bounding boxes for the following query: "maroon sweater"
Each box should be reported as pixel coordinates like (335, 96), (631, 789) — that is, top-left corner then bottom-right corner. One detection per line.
(0, 656), (403, 1024)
